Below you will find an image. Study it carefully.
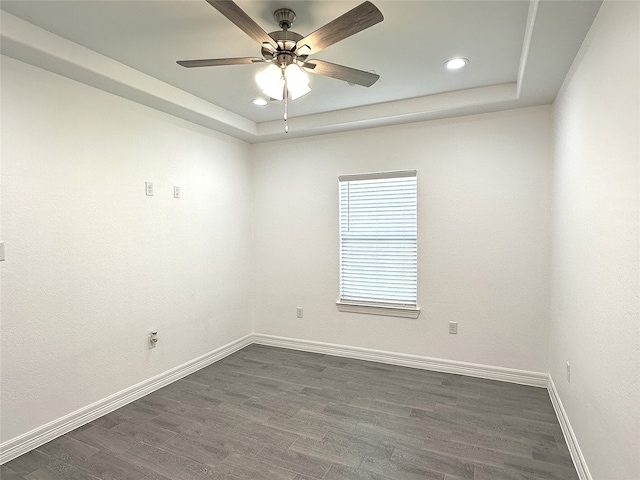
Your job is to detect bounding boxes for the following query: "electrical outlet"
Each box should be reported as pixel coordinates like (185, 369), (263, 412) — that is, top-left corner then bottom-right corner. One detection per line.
(296, 307), (303, 318)
(566, 362), (571, 383)
(174, 186), (180, 198)
(145, 182), (154, 196)
(0, 242), (5, 262)
(449, 321), (458, 334)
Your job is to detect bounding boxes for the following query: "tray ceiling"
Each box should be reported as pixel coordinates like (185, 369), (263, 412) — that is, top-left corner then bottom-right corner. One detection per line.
(1, 0), (602, 142)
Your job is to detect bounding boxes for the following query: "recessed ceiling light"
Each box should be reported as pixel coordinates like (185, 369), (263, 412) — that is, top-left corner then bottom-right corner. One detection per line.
(444, 58), (469, 70)
(252, 97), (268, 106)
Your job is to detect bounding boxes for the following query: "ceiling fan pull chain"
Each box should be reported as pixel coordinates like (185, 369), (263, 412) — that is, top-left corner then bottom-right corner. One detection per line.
(284, 79), (289, 133)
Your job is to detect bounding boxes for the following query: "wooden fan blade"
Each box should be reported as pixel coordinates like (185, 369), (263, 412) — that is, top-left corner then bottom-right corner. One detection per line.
(206, 0), (276, 49)
(303, 60), (380, 87)
(296, 1), (383, 55)
(177, 57), (265, 68)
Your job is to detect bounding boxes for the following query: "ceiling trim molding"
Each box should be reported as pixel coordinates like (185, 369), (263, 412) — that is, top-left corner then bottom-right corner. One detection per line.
(255, 83), (519, 141)
(517, 0), (539, 99)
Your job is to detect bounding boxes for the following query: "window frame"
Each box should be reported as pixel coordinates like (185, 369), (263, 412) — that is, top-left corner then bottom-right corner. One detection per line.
(336, 170), (420, 319)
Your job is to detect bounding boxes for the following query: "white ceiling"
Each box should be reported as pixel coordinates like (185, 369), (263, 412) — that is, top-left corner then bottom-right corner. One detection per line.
(1, 0), (602, 142)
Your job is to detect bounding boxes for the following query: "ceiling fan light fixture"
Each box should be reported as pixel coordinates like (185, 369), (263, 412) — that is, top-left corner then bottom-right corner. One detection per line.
(444, 58), (469, 70)
(256, 63), (311, 101)
(263, 80), (286, 101)
(288, 83), (311, 100)
(256, 64), (285, 100)
(284, 64), (311, 100)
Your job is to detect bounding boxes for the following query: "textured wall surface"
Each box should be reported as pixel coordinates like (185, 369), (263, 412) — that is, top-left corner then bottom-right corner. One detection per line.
(550, 1), (640, 479)
(252, 106), (553, 373)
(0, 57), (253, 443)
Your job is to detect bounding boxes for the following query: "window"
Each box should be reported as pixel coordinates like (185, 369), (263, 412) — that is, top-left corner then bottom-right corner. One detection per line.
(337, 170), (419, 318)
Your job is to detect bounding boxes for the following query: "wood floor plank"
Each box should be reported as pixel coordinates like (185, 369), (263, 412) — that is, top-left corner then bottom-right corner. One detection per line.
(159, 434), (228, 465)
(359, 455), (446, 480)
(115, 441), (202, 477)
(0, 465), (25, 480)
(323, 463), (395, 479)
(110, 419), (177, 447)
(64, 450), (154, 480)
(3, 345), (579, 480)
(288, 428), (394, 469)
(66, 425), (136, 455)
(227, 420), (301, 449)
(255, 444), (333, 478)
(390, 445), (475, 479)
(36, 436), (99, 465)
(23, 460), (100, 480)
(2, 449), (53, 476)
(149, 412), (218, 438)
(217, 452), (299, 480)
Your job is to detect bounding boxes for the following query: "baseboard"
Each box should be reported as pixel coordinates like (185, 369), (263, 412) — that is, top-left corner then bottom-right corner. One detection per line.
(547, 375), (592, 480)
(0, 333), (253, 465)
(251, 334), (548, 387)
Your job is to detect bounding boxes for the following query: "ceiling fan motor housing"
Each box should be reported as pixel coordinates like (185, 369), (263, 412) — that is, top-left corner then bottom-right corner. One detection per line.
(263, 30), (306, 66)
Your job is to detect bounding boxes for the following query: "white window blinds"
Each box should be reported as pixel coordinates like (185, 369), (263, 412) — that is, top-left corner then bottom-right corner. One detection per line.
(339, 171), (417, 308)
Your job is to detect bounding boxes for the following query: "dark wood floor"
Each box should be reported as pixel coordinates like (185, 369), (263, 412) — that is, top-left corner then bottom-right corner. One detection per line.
(2, 344), (578, 480)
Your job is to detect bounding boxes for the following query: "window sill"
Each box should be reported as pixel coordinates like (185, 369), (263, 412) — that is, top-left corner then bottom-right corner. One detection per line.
(336, 301), (421, 319)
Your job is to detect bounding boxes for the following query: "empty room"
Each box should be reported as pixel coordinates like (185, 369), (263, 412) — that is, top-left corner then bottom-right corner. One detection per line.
(0, 0), (638, 479)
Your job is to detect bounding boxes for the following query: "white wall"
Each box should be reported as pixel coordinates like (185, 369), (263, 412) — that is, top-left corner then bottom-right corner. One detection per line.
(252, 106), (553, 373)
(0, 56), (253, 443)
(550, 1), (640, 478)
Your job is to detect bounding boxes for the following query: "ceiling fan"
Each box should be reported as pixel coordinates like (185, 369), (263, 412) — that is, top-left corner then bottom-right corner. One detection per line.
(177, 0), (384, 131)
